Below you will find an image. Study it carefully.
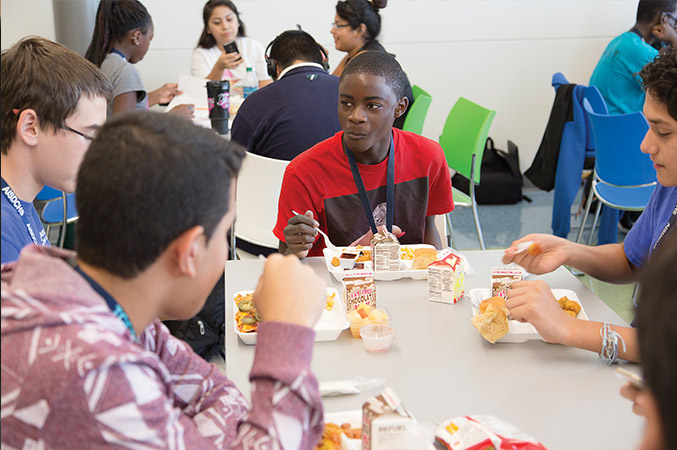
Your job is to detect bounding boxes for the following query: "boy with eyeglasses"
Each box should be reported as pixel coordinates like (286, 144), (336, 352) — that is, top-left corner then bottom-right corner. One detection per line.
(1, 37), (112, 264)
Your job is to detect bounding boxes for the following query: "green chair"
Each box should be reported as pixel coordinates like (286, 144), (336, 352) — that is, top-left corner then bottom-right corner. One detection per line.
(439, 97), (496, 250)
(402, 85), (432, 135)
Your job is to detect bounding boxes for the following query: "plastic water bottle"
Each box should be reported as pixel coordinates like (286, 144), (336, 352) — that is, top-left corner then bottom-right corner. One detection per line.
(243, 67), (258, 98)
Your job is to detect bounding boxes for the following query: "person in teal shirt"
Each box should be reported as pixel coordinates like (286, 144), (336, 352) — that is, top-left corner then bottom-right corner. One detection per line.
(590, 0), (677, 116)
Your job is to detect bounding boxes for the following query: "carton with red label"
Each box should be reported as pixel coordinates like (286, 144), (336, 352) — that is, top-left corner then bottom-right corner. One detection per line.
(343, 270), (376, 312)
(428, 249), (465, 304)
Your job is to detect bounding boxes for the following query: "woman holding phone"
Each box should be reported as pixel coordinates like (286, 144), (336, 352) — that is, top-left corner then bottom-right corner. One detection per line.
(191, 0), (271, 87)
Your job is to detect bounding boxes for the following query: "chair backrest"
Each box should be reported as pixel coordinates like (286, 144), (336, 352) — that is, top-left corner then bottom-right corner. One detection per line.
(583, 85), (608, 115)
(35, 186), (62, 201)
(583, 101), (655, 187)
(41, 192), (78, 224)
(439, 97), (496, 184)
(402, 85), (432, 135)
(234, 152), (290, 249)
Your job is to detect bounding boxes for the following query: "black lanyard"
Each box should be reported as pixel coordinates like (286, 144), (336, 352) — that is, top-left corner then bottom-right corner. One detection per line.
(343, 134), (395, 234)
(1, 178), (40, 245)
(629, 27), (644, 41)
(653, 202), (677, 251)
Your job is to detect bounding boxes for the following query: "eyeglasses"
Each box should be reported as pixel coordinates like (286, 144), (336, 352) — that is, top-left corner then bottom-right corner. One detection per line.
(63, 125), (95, 141)
(331, 22), (351, 29)
(663, 12), (677, 28)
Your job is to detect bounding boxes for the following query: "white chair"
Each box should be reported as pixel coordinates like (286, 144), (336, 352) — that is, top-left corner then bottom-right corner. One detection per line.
(232, 152), (289, 258)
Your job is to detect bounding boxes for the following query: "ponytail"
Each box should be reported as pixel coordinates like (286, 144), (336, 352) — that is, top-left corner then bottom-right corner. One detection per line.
(85, 0), (151, 67)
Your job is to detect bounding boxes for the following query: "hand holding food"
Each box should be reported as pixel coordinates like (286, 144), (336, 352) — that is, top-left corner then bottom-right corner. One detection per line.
(253, 254), (326, 329)
(504, 280), (575, 344)
(282, 210), (319, 258)
(502, 234), (571, 275)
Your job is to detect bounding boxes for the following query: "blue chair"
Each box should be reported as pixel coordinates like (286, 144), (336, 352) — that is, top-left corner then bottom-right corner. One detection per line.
(40, 192), (78, 248)
(576, 100), (656, 245)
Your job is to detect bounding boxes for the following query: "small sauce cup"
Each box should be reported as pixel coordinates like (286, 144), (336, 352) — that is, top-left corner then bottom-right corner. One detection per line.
(359, 324), (394, 353)
(339, 251), (359, 270)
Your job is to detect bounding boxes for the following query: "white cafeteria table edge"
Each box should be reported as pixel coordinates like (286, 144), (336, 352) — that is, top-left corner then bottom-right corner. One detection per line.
(224, 250), (643, 449)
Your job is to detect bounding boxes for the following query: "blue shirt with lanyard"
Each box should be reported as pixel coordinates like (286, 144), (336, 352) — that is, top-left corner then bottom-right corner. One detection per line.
(73, 263), (138, 341)
(1, 178), (50, 264)
(343, 134), (395, 235)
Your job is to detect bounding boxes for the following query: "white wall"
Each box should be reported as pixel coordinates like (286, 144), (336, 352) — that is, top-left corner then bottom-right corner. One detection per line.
(2, 0), (639, 171)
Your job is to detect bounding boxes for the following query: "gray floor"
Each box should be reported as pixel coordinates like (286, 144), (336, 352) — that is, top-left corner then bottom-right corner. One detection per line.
(447, 184), (636, 324)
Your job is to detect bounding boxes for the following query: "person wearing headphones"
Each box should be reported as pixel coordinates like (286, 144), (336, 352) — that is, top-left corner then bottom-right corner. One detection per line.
(230, 30), (341, 161)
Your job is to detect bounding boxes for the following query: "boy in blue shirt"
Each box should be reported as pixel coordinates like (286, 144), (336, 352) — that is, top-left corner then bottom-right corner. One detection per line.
(502, 46), (677, 363)
(1, 37), (111, 263)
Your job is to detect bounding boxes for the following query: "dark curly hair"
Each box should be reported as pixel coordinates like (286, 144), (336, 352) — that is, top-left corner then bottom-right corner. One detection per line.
(336, 0), (387, 43)
(639, 46), (677, 121)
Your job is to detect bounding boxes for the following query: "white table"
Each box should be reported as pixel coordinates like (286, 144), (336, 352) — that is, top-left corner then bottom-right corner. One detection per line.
(224, 250), (643, 449)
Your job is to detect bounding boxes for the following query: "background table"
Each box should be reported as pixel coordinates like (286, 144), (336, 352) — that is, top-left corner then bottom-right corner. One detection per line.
(224, 250), (643, 449)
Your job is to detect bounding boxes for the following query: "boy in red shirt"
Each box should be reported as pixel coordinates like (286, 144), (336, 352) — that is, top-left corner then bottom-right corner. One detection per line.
(275, 51), (453, 257)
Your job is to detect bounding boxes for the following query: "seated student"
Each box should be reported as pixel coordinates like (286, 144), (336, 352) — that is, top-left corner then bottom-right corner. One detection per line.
(191, 0), (271, 88)
(1, 37), (111, 264)
(85, 0), (193, 118)
(274, 51), (453, 258)
(590, 0), (677, 116)
(502, 46), (677, 363)
(231, 30), (341, 161)
(619, 230), (677, 450)
(0, 111), (326, 448)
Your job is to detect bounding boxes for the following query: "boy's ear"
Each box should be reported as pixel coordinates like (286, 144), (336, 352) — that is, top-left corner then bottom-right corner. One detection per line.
(394, 96), (409, 119)
(170, 225), (206, 279)
(16, 109), (40, 147)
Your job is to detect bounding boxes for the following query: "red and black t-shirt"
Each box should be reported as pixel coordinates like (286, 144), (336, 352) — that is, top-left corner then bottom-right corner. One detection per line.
(274, 129), (454, 257)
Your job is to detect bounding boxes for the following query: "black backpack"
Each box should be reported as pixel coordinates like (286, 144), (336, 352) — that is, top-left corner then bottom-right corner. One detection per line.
(451, 138), (527, 205)
(163, 273), (225, 361)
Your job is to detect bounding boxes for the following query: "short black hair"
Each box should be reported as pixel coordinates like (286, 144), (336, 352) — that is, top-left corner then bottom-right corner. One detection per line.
(636, 230), (677, 446)
(268, 30), (324, 69)
(75, 111), (245, 279)
(340, 50), (407, 100)
(636, 0), (677, 23)
(639, 46), (677, 121)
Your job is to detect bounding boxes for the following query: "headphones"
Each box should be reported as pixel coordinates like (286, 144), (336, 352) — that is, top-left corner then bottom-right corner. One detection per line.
(265, 30), (330, 80)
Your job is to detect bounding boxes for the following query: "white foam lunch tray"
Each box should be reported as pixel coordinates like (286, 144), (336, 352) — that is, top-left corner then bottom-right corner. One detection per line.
(234, 287), (348, 345)
(469, 288), (589, 343)
(323, 244), (437, 282)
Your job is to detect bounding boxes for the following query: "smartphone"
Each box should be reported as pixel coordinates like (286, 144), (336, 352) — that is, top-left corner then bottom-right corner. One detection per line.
(224, 42), (239, 54)
(616, 366), (644, 389)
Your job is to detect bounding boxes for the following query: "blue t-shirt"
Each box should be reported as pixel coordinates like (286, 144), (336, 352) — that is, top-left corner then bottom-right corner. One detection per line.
(589, 31), (658, 115)
(1, 183), (50, 264)
(624, 184), (677, 269)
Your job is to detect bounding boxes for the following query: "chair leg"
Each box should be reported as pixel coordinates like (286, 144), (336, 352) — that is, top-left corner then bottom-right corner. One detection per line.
(471, 201), (485, 250)
(576, 187), (596, 243)
(229, 225), (237, 260)
(445, 212), (454, 249)
(632, 283), (640, 308)
(587, 202), (603, 246)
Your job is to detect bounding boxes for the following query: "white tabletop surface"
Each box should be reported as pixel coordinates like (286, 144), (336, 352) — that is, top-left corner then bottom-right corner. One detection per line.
(224, 250), (643, 449)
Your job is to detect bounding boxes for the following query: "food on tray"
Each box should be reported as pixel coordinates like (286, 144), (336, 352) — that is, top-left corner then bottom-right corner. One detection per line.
(471, 296), (509, 343)
(371, 230), (400, 271)
(491, 267), (523, 298)
(514, 240), (542, 256)
(558, 295), (581, 317)
(315, 422), (361, 450)
(428, 250), (465, 304)
(339, 251), (359, 270)
(331, 256), (340, 267)
(343, 270), (376, 313)
(400, 246), (415, 260)
(347, 303), (389, 338)
(412, 247), (438, 270)
(235, 291), (336, 333)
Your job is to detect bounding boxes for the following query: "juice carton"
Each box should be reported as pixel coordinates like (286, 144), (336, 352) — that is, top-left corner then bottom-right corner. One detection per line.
(428, 249), (465, 304)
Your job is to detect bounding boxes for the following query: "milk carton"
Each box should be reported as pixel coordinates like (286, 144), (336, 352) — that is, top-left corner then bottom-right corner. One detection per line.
(362, 387), (416, 450)
(343, 270), (376, 312)
(428, 249), (465, 304)
(491, 267), (524, 298)
(371, 230), (400, 271)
